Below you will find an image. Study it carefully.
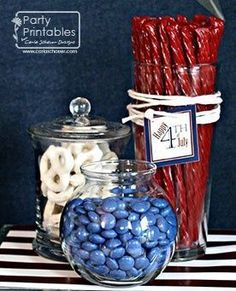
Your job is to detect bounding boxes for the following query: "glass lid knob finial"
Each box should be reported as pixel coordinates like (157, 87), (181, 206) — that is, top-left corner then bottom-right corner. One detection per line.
(69, 97), (91, 125)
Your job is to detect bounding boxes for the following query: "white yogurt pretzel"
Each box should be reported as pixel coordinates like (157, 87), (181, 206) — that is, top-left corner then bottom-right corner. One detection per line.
(67, 143), (84, 157)
(98, 142), (111, 155)
(40, 145), (56, 177)
(43, 200), (62, 238)
(43, 169), (70, 193)
(47, 185), (74, 204)
(40, 145), (74, 175)
(40, 145), (74, 193)
(73, 144), (103, 173)
(40, 182), (48, 197)
(102, 151), (118, 161)
(70, 174), (85, 187)
(51, 147), (74, 174)
(98, 142), (118, 161)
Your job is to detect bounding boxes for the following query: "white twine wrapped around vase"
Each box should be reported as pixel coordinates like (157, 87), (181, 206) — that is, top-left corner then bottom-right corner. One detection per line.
(122, 89), (223, 126)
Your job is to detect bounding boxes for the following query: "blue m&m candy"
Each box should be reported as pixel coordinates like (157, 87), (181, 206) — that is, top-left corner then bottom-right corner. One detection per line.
(102, 197), (118, 212)
(61, 195), (177, 282)
(101, 213), (116, 230)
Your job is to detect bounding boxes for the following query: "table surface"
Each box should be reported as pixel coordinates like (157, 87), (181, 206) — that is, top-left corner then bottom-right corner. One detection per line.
(0, 225), (236, 291)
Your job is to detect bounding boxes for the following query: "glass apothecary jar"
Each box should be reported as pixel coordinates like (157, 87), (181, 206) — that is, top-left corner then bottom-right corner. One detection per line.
(60, 160), (177, 287)
(28, 97), (131, 261)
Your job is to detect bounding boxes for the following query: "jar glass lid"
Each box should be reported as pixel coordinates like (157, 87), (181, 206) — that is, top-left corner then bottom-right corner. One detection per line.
(29, 97), (130, 141)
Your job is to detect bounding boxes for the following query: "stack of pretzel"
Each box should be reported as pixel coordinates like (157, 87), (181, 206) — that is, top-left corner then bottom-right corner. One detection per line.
(40, 142), (118, 238)
(131, 15), (224, 251)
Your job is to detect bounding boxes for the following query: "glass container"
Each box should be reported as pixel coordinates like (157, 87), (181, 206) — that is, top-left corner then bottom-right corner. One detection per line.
(60, 160), (177, 287)
(132, 63), (217, 260)
(28, 97), (131, 261)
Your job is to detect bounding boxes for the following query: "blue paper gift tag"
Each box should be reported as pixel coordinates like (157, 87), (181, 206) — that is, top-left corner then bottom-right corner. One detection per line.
(144, 105), (199, 167)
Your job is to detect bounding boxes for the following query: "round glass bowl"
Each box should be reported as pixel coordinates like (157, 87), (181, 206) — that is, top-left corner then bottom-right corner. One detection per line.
(60, 160), (177, 287)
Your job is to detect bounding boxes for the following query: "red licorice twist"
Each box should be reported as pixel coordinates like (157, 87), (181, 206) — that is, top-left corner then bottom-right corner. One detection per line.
(130, 15), (224, 253)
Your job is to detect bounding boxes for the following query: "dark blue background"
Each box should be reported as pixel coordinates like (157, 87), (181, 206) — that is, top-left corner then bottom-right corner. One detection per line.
(0, 0), (235, 228)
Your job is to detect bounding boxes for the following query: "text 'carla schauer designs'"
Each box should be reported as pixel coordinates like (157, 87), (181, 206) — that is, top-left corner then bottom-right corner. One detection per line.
(12, 11), (80, 49)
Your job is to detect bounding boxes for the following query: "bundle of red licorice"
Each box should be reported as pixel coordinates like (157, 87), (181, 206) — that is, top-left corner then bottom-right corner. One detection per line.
(131, 15), (224, 256)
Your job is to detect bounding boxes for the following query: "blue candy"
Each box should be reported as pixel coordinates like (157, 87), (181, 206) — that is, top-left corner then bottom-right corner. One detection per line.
(66, 211), (77, 220)
(166, 226), (177, 241)
(93, 265), (109, 275)
(116, 199), (126, 210)
(128, 212), (139, 221)
(105, 238), (122, 249)
(101, 230), (117, 238)
(83, 201), (96, 211)
(88, 211), (100, 223)
(147, 247), (161, 261)
(96, 207), (105, 215)
(66, 198), (83, 210)
(123, 197), (134, 202)
(110, 247), (125, 259)
(81, 241), (97, 251)
(156, 216), (169, 233)
(118, 256), (135, 271)
(110, 187), (123, 195)
(160, 206), (172, 217)
(113, 210), (129, 219)
(76, 226), (89, 242)
(141, 212), (156, 225)
(151, 198), (168, 209)
(83, 198), (92, 202)
(106, 257), (118, 270)
(89, 234), (105, 244)
(130, 201), (150, 213)
(166, 214), (177, 226)
(87, 222), (101, 233)
(73, 254), (85, 266)
(126, 239), (143, 258)
(123, 187), (136, 194)
(89, 250), (106, 265)
(93, 198), (102, 204)
(102, 197), (118, 212)
(101, 213), (116, 230)
(131, 220), (142, 236)
(119, 231), (133, 243)
(158, 239), (170, 246)
(135, 256), (149, 269)
(144, 240), (158, 248)
(147, 226), (160, 241)
(78, 215), (90, 225)
(77, 249), (89, 260)
(101, 245), (110, 256)
(135, 235), (146, 244)
(158, 231), (167, 240)
(75, 206), (86, 214)
(62, 219), (74, 238)
(115, 219), (130, 234)
(109, 269), (126, 279)
(149, 206), (160, 214)
(127, 267), (142, 278)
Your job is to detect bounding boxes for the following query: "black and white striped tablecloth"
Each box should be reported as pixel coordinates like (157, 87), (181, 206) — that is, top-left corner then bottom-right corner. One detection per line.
(0, 226), (236, 290)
